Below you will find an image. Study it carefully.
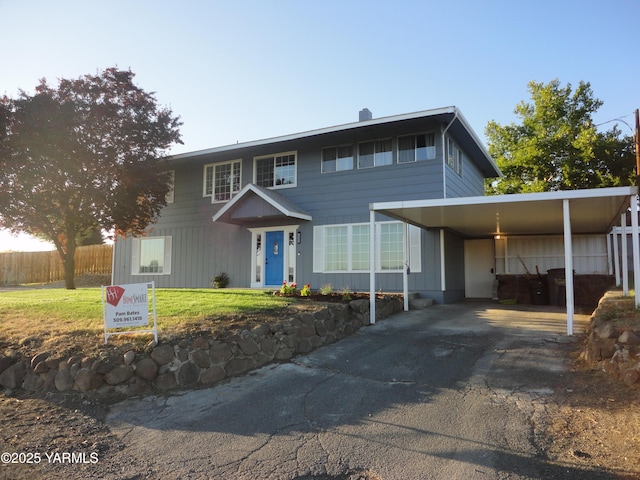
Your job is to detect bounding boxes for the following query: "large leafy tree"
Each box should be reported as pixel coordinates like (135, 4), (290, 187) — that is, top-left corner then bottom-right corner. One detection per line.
(485, 79), (636, 194)
(0, 68), (182, 288)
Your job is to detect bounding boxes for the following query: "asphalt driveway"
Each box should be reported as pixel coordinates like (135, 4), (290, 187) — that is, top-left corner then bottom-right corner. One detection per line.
(107, 302), (606, 480)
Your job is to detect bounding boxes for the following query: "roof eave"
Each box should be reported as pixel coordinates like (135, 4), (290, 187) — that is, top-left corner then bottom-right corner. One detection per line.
(169, 107), (460, 163)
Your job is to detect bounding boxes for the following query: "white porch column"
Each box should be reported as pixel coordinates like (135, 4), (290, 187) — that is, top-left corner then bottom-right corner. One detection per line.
(369, 209), (376, 324)
(612, 227), (621, 286)
(403, 221), (409, 311)
(622, 214), (629, 296)
(563, 199), (575, 335)
(631, 195), (640, 307)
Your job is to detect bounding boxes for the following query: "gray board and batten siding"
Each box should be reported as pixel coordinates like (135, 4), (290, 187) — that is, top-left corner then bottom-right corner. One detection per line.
(112, 108), (498, 301)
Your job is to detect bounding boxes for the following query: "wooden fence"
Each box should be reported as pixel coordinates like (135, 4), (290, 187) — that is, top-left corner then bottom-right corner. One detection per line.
(0, 244), (113, 285)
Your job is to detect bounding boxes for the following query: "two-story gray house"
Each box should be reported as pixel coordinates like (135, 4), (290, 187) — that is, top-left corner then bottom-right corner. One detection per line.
(112, 107), (501, 303)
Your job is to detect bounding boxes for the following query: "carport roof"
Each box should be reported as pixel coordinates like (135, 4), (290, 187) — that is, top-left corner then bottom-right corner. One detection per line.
(370, 186), (638, 238)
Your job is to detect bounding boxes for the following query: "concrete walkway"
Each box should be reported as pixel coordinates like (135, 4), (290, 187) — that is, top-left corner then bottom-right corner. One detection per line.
(107, 302), (601, 480)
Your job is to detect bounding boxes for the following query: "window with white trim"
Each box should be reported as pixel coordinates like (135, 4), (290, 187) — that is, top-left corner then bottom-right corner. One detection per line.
(398, 133), (436, 163)
(254, 152), (296, 188)
(203, 160), (241, 201)
(379, 222), (404, 270)
(446, 137), (464, 176)
(358, 139), (392, 168)
(322, 145), (353, 173)
(324, 226), (349, 271)
(351, 225), (370, 270)
(313, 222), (422, 273)
(132, 236), (172, 275)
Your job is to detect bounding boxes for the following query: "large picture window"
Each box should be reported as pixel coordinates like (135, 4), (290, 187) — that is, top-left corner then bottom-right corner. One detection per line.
(204, 160), (241, 201)
(324, 226), (349, 271)
(398, 133), (436, 163)
(379, 223), (404, 270)
(132, 236), (172, 275)
(255, 152), (297, 188)
(313, 222), (421, 273)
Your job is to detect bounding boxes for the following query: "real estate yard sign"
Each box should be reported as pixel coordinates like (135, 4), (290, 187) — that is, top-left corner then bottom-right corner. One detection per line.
(102, 282), (158, 344)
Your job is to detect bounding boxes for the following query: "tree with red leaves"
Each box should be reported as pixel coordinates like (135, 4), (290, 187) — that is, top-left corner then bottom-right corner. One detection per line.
(0, 68), (182, 289)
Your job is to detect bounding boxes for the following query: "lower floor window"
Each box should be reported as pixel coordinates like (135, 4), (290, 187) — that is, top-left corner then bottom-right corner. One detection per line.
(313, 222), (421, 273)
(380, 222), (404, 270)
(132, 236), (172, 275)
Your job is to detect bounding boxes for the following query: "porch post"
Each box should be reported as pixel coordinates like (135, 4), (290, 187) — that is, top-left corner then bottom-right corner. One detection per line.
(612, 227), (621, 286)
(563, 199), (575, 335)
(631, 195), (640, 307)
(622, 213), (629, 296)
(440, 229), (446, 293)
(403, 222), (409, 311)
(369, 209), (376, 324)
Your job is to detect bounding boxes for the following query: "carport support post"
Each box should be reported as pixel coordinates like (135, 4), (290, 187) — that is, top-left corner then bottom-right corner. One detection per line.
(563, 199), (575, 335)
(403, 221), (409, 311)
(612, 227), (621, 286)
(369, 209), (376, 324)
(631, 195), (640, 308)
(622, 214), (629, 296)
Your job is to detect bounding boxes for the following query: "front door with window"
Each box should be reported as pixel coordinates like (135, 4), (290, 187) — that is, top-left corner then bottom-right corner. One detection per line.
(265, 231), (284, 286)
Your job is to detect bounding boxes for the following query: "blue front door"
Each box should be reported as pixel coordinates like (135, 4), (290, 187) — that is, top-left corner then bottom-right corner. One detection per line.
(265, 231), (284, 286)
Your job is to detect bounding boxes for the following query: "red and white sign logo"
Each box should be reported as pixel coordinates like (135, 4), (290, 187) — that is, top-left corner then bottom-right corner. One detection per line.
(105, 286), (125, 307)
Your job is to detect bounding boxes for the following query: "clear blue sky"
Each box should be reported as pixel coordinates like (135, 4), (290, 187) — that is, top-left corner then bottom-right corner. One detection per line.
(1, 0), (638, 250)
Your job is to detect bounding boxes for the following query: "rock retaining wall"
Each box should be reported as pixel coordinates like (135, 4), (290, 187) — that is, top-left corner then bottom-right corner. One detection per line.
(0, 296), (403, 397)
(581, 291), (640, 387)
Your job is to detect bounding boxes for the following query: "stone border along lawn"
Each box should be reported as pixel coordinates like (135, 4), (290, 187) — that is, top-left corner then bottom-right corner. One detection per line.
(0, 296), (403, 398)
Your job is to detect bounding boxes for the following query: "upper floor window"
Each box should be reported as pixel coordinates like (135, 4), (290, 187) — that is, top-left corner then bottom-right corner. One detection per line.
(398, 133), (436, 163)
(358, 139), (392, 168)
(322, 145), (353, 173)
(255, 152), (297, 188)
(204, 160), (241, 201)
(446, 137), (464, 176)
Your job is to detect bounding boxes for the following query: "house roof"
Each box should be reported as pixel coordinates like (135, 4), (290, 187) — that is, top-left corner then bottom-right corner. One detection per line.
(212, 183), (312, 226)
(168, 107), (501, 178)
(371, 186), (638, 238)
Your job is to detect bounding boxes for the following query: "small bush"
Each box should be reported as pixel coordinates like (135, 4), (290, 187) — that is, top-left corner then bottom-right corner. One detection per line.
(320, 284), (333, 295)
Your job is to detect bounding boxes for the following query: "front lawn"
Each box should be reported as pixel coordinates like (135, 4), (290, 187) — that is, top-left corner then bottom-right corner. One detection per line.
(0, 288), (299, 358)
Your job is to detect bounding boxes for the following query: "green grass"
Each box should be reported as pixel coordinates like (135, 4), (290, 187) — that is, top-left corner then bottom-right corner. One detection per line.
(0, 288), (293, 347)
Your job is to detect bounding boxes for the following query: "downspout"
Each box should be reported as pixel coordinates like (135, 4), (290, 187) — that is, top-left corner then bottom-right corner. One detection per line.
(441, 110), (458, 199)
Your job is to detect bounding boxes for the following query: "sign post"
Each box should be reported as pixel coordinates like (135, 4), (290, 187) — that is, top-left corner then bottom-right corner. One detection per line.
(102, 282), (158, 344)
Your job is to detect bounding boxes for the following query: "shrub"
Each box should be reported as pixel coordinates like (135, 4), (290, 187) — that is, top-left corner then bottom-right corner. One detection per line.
(320, 284), (333, 295)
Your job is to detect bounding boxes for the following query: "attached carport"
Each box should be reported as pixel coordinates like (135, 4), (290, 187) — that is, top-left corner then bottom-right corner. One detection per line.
(368, 186), (640, 334)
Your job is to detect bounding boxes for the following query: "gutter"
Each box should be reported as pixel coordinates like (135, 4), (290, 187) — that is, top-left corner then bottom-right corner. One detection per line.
(441, 109), (458, 199)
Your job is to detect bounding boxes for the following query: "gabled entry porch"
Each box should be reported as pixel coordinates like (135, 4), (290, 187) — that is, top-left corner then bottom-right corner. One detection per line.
(212, 183), (312, 288)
